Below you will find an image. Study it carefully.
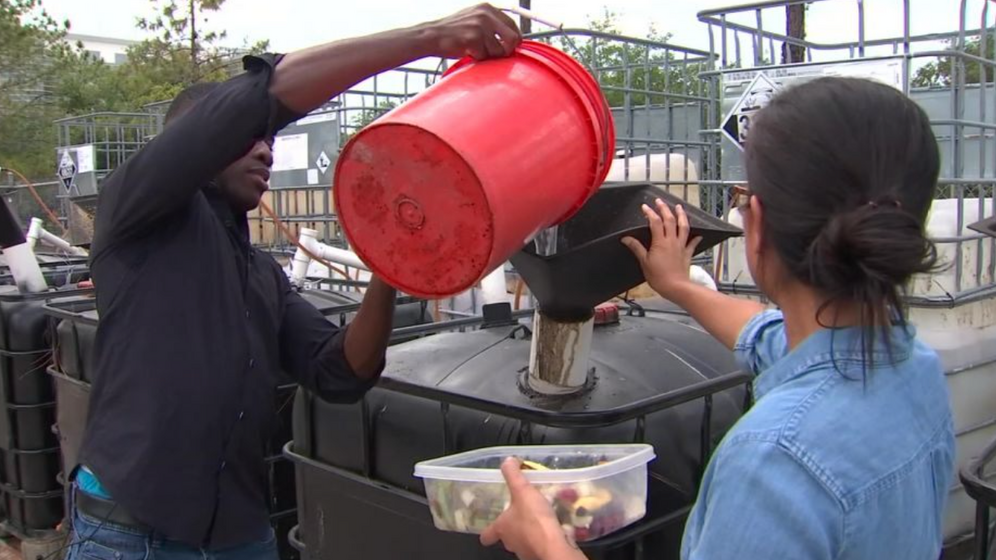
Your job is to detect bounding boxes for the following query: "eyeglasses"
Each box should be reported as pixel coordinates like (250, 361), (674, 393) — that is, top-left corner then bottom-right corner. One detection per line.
(731, 185), (753, 213)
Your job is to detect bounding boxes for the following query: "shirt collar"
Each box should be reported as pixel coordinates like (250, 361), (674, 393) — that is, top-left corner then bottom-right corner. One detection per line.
(754, 322), (917, 398)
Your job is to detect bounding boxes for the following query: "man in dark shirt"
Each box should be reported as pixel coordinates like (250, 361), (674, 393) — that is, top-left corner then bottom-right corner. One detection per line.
(66, 5), (521, 559)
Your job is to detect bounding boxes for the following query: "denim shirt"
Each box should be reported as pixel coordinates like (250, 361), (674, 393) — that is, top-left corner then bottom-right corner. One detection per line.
(682, 310), (955, 560)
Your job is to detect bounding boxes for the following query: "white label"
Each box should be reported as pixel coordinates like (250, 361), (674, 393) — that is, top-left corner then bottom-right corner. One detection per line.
(307, 169), (319, 185)
(272, 133), (309, 172)
(295, 112), (337, 127)
(75, 145), (95, 174)
(822, 59), (903, 91)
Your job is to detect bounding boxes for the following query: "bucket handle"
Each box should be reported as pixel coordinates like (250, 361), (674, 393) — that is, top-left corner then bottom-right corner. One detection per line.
(499, 7), (615, 180)
(499, 6), (565, 31)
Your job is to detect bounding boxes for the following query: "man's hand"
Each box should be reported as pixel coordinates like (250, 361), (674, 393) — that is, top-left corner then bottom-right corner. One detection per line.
(480, 458), (589, 560)
(421, 4), (523, 60)
(273, 4), (521, 115)
(621, 200), (703, 302)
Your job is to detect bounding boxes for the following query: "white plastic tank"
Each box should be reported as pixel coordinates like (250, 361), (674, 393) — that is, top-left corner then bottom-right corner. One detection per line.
(720, 198), (996, 542)
(909, 197), (995, 298)
(606, 154), (700, 208)
(608, 153), (702, 299)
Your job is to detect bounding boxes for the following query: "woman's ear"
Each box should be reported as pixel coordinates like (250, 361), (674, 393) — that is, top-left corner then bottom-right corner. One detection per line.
(746, 194), (765, 260)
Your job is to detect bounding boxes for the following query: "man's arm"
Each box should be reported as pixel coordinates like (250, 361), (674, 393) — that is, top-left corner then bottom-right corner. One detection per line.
(93, 57), (289, 249)
(343, 277), (396, 379)
(95, 4), (521, 252)
(271, 5), (521, 115)
(278, 275), (395, 401)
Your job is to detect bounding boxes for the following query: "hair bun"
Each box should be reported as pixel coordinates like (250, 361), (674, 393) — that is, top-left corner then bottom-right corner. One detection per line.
(805, 204), (936, 299)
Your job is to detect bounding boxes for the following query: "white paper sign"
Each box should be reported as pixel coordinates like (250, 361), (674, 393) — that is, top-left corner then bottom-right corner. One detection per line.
(75, 145), (95, 174)
(272, 133), (309, 172)
(307, 169), (319, 185)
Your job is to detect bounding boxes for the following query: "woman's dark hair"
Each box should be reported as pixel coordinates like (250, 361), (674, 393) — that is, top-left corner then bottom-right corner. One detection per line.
(745, 77), (940, 365)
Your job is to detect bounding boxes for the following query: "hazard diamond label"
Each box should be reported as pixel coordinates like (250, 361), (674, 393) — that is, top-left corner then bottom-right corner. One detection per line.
(57, 150), (77, 193)
(721, 73), (779, 151)
(316, 151), (331, 175)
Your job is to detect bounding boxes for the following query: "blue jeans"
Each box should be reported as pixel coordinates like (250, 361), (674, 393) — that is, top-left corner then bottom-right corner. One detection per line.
(64, 489), (278, 560)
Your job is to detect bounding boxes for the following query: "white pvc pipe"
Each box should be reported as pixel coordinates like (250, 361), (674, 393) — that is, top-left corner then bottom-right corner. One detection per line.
(290, 228), (369, 287)
(26, 217), (87, 257)
(3, 242), (47, 294)
(40, 229), (88, 257)
(315, 244), (368, 272)
(528, 311), (593, 394)
(290, 239), (312, 288)
(26, 218), (42, 251)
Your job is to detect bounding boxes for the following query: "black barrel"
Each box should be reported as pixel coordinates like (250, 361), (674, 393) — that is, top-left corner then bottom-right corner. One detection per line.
(0, 256), (89, 289)
(287, 302), (750, 560)
(0, 285), (91, 537)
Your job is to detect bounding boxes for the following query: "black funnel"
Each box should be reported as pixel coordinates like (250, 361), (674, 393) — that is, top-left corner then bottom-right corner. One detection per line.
(510, 182), (742, 319)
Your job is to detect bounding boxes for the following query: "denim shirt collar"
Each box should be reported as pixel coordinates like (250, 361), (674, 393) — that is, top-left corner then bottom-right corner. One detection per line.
(754, 322), (917, 399)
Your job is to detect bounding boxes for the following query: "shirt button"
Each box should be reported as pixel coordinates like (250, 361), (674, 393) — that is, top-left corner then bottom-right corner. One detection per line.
(249, 358), (255, 369)
(238, 410), (245, 420)
(220, 461), (227, 471)
(245, 309), (251, 319)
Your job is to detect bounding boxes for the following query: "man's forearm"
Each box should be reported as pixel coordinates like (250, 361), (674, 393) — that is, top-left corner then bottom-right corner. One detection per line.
(343, 276), (397, 379)
(271, 4), (521, 115)
(271, 25), (434, 115)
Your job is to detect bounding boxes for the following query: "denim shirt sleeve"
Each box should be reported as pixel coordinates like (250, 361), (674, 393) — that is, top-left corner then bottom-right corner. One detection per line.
(682, 437), (843, 560)
(733, 310), (788, 376)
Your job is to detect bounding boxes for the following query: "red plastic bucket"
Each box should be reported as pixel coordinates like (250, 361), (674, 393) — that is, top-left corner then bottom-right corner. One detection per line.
(333, 40), (615, 298)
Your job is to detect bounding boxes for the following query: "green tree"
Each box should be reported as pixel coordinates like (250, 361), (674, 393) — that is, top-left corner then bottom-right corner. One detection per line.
(130, 0), (268, 98)
(343, 99), (398, 145)
(0, 0), (73, 179)
(1, 0), (270, 183)
(553, 9), (705, 108)
(913, 33), (995, 87)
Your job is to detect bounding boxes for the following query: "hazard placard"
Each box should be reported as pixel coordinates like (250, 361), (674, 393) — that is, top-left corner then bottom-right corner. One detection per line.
(721, 73), (778, 151)
(57, 150), (77, 193)
(316, 151), (331, 175)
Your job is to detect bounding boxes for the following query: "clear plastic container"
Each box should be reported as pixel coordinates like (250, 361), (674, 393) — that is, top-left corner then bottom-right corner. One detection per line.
(414, 444), (655, 542)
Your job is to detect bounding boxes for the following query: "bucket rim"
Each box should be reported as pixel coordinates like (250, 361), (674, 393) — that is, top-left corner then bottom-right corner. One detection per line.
(445, 40), (615, 225)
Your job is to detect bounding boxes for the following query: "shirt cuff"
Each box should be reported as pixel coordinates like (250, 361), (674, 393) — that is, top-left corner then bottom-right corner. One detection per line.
(243, 53), (306, 137)
(318, 324), (384, 403)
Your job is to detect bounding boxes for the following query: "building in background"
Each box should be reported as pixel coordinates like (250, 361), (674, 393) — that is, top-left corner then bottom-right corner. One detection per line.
(65, 33), (136, 65)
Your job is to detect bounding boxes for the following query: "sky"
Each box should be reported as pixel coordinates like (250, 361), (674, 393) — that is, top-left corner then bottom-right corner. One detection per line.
(36, 0), (988, 58)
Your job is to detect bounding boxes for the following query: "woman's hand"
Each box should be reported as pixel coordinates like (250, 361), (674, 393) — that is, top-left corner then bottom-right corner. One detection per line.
(480, 458), (588, 560)
(621, 199), (703, 300)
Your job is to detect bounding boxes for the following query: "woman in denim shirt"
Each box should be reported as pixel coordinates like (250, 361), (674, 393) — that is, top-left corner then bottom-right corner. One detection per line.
(481, 77), (956, 560)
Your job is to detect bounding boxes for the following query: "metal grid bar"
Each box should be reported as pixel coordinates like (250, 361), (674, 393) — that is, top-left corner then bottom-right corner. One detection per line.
(698, 0), (996, 305)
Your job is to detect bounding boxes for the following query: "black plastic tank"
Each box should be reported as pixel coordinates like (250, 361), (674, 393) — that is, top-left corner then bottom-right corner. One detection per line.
(0, 257), (89, 289)
(286, 182), (747, 560)
(0, 284), (90, 537)
(288, 303), (749, 560)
